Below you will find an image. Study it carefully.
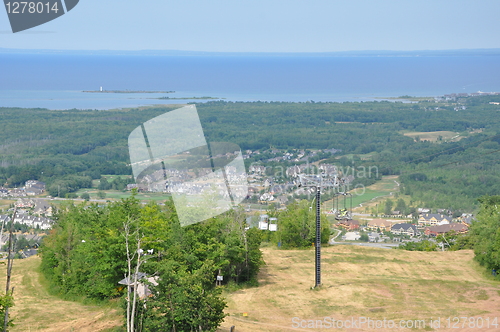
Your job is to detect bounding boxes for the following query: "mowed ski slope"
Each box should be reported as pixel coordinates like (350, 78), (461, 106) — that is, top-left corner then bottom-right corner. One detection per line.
(222, 245), (500, 332)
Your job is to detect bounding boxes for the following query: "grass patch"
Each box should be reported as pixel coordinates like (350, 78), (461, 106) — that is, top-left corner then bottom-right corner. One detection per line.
(221, 246), (500, 332)
(475, 289), (489, 300)
(324, 175), (400, 211)
(401, 130), (460, 142)
(0, 256), (123, 331)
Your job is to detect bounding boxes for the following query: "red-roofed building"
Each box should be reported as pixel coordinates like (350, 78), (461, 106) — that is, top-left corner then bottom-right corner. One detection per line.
(424, 223), (468, 237)
(337, 219), (359, 230)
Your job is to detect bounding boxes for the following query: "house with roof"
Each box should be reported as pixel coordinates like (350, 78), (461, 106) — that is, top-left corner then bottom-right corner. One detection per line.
(391, 211), (403, 218)
(16, 198), (35, 208)
(0, 234), (9, 247)
(285, 165), (300, 178)
(33, 199), (52, 216)
(13, 212), (25, 224)
(0, 215), (10, 226)
(249, 165), (266, 174)
(25, 180), (45, 196)
(391, 223), (419, 237)
(13, 213), (53, 230)
(26, 186), (44, 196)
(343, 232), (361, 241)
(459, 214), (475, 226)
(424, 223), (468, 237)
(418, 213), (452, 227)
(368, 232), (380, 242)
(366, 219), (394, 232)
(259, 192), (275, 202)
(337, 219), (360, 231)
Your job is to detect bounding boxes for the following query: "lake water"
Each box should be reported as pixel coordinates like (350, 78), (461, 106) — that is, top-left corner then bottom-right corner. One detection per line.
(1, 52), (500, 109)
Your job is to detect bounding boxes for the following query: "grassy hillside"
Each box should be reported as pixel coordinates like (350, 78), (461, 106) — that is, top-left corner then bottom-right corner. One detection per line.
(2, 236), (500, 331)
(0, 256), (122, 332)
(221, 246), (500, 332)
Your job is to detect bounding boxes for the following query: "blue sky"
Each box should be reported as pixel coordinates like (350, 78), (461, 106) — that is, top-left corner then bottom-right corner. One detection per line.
(1, 0), (500, 52)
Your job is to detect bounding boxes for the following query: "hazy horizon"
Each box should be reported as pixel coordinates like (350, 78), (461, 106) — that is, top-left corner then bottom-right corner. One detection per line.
(1, 1), (499, 53)
(1, 47), (500, 56)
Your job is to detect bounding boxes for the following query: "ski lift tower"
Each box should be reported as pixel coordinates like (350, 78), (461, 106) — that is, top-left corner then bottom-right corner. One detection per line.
(296, 173), (340, 288)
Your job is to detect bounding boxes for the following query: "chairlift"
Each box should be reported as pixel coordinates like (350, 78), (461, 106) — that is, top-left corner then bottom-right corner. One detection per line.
(334, 191), (352, 220)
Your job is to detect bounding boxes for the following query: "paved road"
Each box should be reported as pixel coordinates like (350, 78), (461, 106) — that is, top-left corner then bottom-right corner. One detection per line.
(329, 237), (399, 249)
(328, 229), (342, 245)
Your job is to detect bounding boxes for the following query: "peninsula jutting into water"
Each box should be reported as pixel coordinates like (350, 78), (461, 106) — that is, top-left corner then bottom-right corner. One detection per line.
(83, 89), (175, 93)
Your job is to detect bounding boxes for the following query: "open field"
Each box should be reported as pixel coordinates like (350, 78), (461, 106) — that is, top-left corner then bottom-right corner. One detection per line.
(0, 199), (15, 210)
(0, 256), (122, 332)
(401, 131), (460, 142)
(337, 152), (378, 161)
(91, 175), (134, 188)
(222, 246), (500, 332)
(323, 176), (400, 213)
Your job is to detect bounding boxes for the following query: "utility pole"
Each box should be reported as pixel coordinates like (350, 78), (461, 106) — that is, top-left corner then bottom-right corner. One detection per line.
(297, 174), (340, 288)
(314, 185), (321, 286)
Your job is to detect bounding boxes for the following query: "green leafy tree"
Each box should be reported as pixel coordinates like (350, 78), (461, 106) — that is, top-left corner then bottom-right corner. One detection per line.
(0, 293), (14, 330)
(436, 231), (460, 251)
(274, 200), (329, 249)
(98, 177), (112, 190)
(395, 198), (407, 215)
(468, 196), (500, 272)
(384, 199), (394, 216)
(141, 260), (227, 332)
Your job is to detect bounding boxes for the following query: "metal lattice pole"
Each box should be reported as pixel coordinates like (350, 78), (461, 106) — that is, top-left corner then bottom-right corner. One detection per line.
(297, 172), (344, 288)
(315, 186), (321, 287)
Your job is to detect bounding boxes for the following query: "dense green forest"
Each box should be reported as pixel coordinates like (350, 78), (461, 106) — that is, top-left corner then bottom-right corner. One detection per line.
(1, 94), (500, 209)
(0, 105), (182, 195)
(40, 195), (263, 330)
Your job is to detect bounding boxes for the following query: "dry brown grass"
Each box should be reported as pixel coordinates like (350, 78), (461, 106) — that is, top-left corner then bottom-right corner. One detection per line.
(0, 200), (15, 210)
(2, 245), (499, 331)
(221, 246), (500, 332)
(0, 256), (122, 332)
